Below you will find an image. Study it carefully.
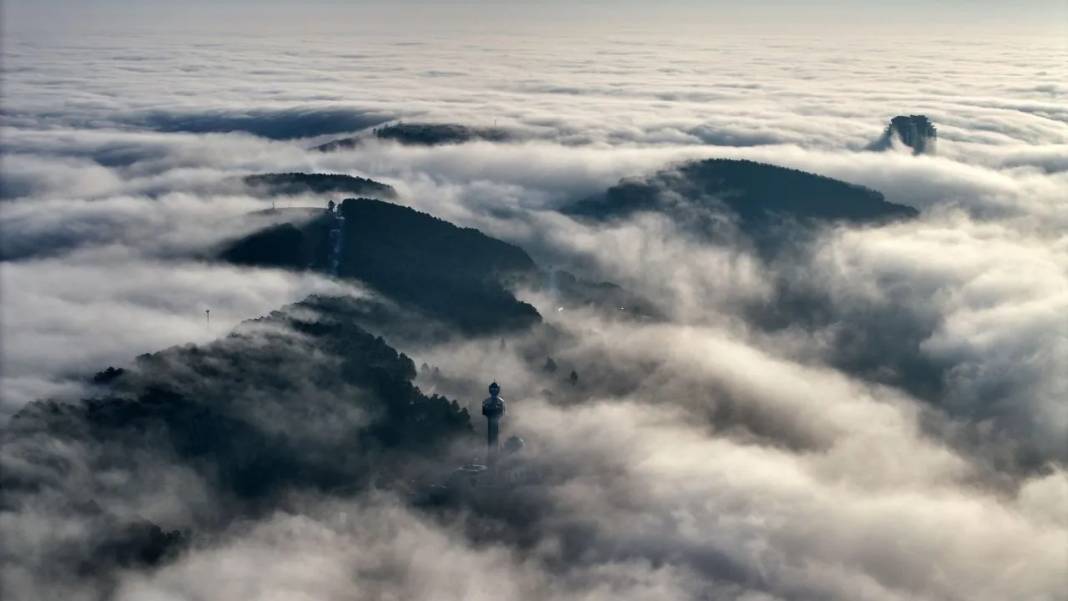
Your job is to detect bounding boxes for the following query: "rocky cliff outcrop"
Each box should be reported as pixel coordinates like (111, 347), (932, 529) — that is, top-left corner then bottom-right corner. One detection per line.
(868, 115), (937, 155)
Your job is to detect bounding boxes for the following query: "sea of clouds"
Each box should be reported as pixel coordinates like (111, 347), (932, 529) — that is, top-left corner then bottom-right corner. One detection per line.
(1, 24), (1066, 601)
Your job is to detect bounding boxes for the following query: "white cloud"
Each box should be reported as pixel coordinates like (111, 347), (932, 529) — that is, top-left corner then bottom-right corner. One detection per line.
(1, 24), (1066, 601)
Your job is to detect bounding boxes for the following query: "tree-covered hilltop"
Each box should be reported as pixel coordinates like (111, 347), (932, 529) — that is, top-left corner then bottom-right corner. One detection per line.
(337, 197), (540, 333)
(567, 158), (916, 228)
(243, 172), (397, 198)
(217, 198), (541, 334)
(1, 295), (474, 581)
(6, 294), (472, 497)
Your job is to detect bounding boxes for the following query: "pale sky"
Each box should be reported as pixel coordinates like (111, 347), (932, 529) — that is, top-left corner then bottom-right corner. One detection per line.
(4, 0), (1066, 37)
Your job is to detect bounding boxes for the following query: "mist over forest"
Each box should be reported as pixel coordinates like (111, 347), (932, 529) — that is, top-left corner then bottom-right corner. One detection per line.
(1, 9), (1066, 601)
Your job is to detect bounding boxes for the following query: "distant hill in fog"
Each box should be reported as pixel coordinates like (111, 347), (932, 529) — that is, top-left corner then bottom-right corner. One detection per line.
(315, 122), (512, 151)
(243, 172), (396, 198)
(567, 158), (916, 236)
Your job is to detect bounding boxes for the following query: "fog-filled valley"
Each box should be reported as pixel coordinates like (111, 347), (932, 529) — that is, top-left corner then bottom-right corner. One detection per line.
(1, 19), (1066, 601)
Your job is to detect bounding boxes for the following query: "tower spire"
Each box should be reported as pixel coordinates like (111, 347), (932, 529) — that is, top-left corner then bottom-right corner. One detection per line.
(481, 381), (505, 467)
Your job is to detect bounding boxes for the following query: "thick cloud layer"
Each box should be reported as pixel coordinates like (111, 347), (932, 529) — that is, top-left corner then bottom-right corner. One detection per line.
(2, 21), (1066, 601)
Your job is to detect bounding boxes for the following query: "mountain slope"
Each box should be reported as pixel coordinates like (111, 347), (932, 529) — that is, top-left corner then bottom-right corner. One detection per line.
(567, 159), (917, 228)
(217, 198), (541, 334)
(1, 294), (474, 588)
(6, 295), (472, 497)
(219, 219), (329, 269)
(337, 197), (540, 333)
